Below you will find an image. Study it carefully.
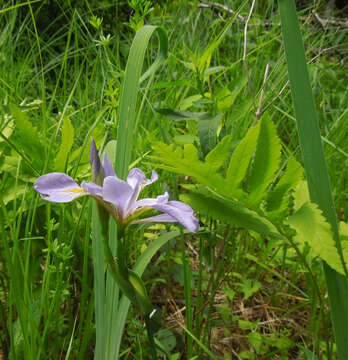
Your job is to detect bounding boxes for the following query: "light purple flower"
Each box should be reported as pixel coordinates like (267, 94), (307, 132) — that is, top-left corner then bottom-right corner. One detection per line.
(34, 172), (102, 202)
(34, 140), (199, 233)
(103, 169), (199, 233)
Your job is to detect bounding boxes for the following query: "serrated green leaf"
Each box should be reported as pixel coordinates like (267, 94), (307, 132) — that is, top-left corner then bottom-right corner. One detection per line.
(197, 113), (223, 155)
(287, 202), (344, 274)
(248, 116), (282, 204)
(150, 142), (225, 191)
(9, 103), (44, 169)
(267, 156), (303, 214)
(205, 135), (232, 172)
(54, 117), (74, 172)
(340, 222), (348, 267)
(226, 122), (260, 191)
(293, 180), (310, 211)
(9, 103), (40, 146)
(180, 187), (281, 238)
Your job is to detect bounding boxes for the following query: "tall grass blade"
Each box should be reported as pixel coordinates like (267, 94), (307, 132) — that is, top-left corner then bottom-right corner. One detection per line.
(278, 1), (348, 358)
(115, 25), (168, 179)
(112, 230), (184, 356)
(92, 25), (168, 359)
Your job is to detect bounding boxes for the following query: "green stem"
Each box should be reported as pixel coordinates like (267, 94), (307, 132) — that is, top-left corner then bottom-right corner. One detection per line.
(181, 231), (193, 357)
(144, 314), (158, 360)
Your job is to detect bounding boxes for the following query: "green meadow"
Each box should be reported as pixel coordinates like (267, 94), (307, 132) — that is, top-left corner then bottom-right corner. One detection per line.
(0, 1), (347, 359)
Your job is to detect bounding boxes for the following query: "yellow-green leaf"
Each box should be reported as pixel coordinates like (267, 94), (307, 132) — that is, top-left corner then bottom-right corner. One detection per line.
(287, 202), (344, 274)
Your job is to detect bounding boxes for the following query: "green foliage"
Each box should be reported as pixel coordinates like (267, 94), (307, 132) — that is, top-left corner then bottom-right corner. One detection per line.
(9, 103), (45, 173)
(151, 116), (299, 236)
(287, 201), (344, 275)
(180, 186), (280, 238)
(0, 0), (346, 358)
(197, 113), (223, 155)
(247, 115), (282, 205)
(54, 117), (74, 172)
(226, 123), (260, 192)
(267, 156), (303, 215)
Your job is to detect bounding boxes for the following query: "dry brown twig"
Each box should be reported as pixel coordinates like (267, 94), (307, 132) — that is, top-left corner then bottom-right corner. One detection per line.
(243, 0), (258, 120)
(198, 1), (246, 22)
(199, 1), (348, 28)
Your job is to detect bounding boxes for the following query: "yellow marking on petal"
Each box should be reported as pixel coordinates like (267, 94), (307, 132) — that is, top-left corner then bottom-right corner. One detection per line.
(66, 188), (86, 193)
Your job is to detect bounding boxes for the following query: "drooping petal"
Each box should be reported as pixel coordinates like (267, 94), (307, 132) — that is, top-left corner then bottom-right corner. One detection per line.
(102, 176), (133, 218)
(135, 192), (199, 232)
(102, 153), (116, 177)
(81, 181), (103, 196)
(34, 173), (88, 203)
(90, 138), (101, 181)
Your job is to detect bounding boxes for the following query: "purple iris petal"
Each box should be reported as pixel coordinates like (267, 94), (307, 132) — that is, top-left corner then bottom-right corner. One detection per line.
(34, 173), (88, 203)
(135, 192), (199, 232)
(102, 176), (133, 217)
(90, 139), (101, 181)
(81, 181), (103, 196)
(102, 153), (116, 177)
(126, 169), (159, 213)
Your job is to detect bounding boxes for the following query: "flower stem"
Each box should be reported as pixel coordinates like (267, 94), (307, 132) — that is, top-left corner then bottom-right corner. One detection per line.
(144, 314), (158, 360)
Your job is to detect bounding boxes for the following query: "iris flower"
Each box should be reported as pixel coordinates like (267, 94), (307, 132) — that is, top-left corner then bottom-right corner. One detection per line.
(34, 140), (199, 233)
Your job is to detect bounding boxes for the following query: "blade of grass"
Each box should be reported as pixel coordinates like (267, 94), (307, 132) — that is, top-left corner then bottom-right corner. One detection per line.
(92, 25), (168, 359)
(112, 230), (186, 356)
(278, 1), (348, 358)
(115, 25), (168, 179)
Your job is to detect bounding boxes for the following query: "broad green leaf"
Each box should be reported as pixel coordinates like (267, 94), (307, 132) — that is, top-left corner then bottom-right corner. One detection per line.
(226, 122), (260, 191)
(179, 95), (202, 110)
(197, 113), (223, 155)
(248, 116), (282, 204)
(54, 117), (74, 172)
(287, 202), (344, 275)
(267, 156), (303, 214)
(180, 187), (281, 238)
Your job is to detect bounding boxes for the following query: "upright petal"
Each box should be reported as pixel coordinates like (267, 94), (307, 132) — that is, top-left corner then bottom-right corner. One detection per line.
(102, 176), (133, 218)
(34, 173), (88, 203)
(126, 169), (159, 214)
(102, 153), (116, 177)
(90, 138), (101, 181)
